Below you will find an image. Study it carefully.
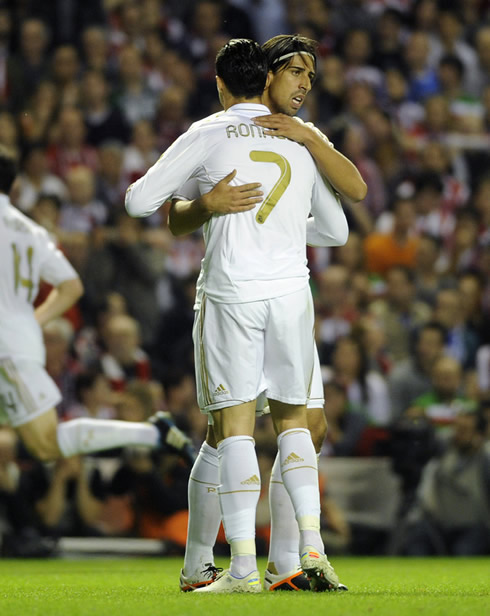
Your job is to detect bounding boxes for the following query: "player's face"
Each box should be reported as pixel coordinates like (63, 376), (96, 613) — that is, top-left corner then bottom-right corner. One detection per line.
(266, 53), (315, 116)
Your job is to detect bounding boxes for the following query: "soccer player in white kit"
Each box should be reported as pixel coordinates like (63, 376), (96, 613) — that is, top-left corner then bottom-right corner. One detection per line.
(125, 39), (350, 592)
(174, 35), (366, 593)
(0, 146), (195, 465)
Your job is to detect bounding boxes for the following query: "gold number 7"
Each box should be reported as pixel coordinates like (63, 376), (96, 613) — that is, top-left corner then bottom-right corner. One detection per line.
(250, 151), (291, 224)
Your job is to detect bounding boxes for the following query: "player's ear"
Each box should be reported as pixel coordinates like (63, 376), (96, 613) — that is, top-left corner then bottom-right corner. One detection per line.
(264, 71), (273, 91)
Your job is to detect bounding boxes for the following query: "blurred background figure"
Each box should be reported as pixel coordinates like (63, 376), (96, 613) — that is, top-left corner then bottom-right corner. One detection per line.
(394, 409), (490, 556)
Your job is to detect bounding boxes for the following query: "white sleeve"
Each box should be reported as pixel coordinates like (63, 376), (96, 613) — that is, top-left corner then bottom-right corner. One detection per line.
(38, 232), (79, 286)
(173, 178), (201, 202)
(125, 129), (205, 217)
(307, 169), (348, 247)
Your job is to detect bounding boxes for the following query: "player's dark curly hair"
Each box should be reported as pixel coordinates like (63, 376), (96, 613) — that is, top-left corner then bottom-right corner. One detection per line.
(215, 38), (268, 99)
(262, 34), (318, 78)
(0, 145), (18, 194)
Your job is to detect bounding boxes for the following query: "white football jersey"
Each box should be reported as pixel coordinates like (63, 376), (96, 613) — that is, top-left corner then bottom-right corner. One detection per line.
(126, 103), (348, 303)
(0, 194), (78, 364)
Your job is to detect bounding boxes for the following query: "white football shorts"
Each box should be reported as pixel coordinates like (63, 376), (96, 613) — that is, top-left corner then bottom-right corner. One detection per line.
(0, 357), (61, 427)
(194, 286), (315, 414)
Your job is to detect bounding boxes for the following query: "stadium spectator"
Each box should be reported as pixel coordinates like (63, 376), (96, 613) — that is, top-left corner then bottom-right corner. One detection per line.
(32, 454), (107, 538)
(43, 317), (81, 419)
(47, 107), (99, 179)
(83, 214), (164, 346)
(405, 355), (476, 438)
(59, 166), (107, 234)
(322, 335), (392, 427)
(413, 233), (455, 307)
(13, 18), (51, 102)
(94, 141), (128, 219)
(99, 314), (152, 391)
(433, 288), (481, 368)
(104, 381), (190, 545)
(368, 265), (431, 362)
(388, 322), (447, 420)
(397, 409), (490, 555)
(322, 381), (367, 457)
(404, 31), (440, 102)
(16, 146), (67, 214)
(64, 370), (117, 421)
(82, 70), (131, 147)
(18, 80), (60, 146)
(314, 265), (359, 365)
(50, 45), (82, 108)
(114, 45), (158, 127)
(364, 197), (419, 275)
(122, 119), (160, 185)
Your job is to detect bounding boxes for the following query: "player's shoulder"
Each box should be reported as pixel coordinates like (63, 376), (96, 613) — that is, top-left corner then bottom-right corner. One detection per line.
(188, 111), (226, 132)
(1, 200), (49, 240)
(293, 117), (334, 147)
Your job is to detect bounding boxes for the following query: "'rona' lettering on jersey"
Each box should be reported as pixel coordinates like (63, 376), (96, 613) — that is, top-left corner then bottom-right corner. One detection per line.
(225, 123), (286, 139)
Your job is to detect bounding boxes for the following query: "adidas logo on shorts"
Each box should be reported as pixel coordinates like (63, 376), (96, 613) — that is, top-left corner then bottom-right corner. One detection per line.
(214, 384), (229, 396)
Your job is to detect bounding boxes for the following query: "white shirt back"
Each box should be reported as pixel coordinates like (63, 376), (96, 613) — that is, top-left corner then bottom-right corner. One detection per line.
(126, 103), (346, 303)
(0, 194), (78, 363)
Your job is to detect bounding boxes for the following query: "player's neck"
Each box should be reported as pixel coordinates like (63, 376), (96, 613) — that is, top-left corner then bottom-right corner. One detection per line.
(224, 95), (264, 110)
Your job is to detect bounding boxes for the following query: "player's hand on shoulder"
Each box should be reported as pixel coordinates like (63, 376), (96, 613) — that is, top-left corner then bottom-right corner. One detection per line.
(202, 170), (263, 215)
(252, 113), (311, 144)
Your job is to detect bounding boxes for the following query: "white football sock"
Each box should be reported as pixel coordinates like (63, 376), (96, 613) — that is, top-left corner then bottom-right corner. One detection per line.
(217, 435), (260, 577)
(57, 418), (159, 457)
(267, 451), (300, 574)
(277, 428), (324, 555)
(183, 441), (221, 577)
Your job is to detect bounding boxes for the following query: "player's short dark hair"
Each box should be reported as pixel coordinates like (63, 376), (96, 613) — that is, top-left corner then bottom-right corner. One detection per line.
(262, 34), (318, 77)
(215, 38), (268, 99)
(0, 145), (18, 194)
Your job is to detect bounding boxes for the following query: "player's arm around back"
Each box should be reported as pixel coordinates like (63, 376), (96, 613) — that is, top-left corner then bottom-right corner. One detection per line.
(253, 114), (367, 202)
(301, 125), (367, 203)
(308, 168), (349, 247)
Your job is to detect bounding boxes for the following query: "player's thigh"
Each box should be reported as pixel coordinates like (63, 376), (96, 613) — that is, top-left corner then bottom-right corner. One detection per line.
(268, 399), (308, 435)
(16, 407), (60, 461)
(307, 407), (327, 452)
(0, 357), (61, 428)
(264, 287), (315, 404)
(307, 347), (327, 451)
(193, 297), (267, 413)
(211, 400), (257, 441)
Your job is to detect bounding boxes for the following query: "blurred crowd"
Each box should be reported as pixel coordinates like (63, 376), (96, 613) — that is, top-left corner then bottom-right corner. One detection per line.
(0, 0), (489, 557)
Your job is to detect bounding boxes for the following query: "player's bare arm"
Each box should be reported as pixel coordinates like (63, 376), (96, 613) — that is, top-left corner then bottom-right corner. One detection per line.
(168, 170), (263, 236)
(34, 277), (84, 327)
(253, 113), (367, 203)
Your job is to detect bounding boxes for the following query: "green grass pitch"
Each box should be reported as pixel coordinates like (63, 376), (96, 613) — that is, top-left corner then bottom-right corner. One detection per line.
(0, 556), (488, 616)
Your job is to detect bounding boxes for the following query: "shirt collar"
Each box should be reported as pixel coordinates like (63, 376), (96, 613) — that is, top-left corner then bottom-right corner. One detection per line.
(227, 103), (271, 114)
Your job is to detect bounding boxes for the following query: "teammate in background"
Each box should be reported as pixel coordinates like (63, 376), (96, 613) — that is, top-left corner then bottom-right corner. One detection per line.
(0, 146), (194, 467)
(126, 39), (349, 593)
(174, 35), (366, 593)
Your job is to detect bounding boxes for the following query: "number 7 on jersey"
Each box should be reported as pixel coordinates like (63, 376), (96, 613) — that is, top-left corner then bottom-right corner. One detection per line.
(250, 151), (291, 224)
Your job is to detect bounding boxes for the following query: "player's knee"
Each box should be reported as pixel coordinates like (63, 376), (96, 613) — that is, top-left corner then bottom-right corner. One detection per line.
(32, 439), (60, 462)
(22, 429), (60, 462)
(311, 425), (327, 452)
(308, 410), (328, 452)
